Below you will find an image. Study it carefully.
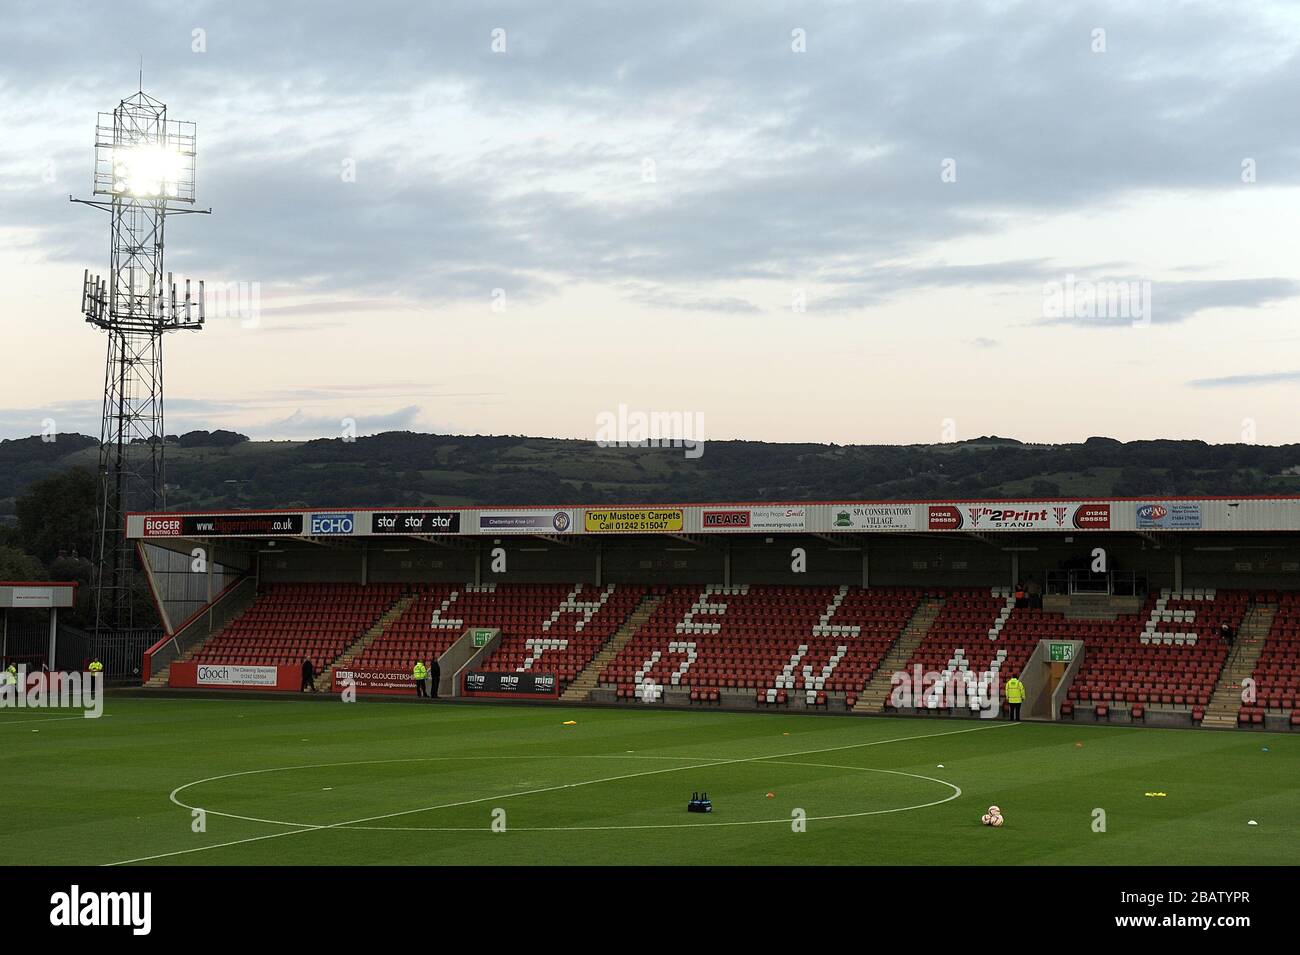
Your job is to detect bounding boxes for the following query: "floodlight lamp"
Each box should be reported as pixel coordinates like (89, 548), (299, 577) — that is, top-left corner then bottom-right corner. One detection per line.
(112, 143), (184, 198)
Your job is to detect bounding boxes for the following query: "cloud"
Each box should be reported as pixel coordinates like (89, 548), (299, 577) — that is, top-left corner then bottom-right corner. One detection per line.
(620, 283), (761, 314)
(6, 1), (1300, 310)
(1188, 370), (1300, 389)
(0, 385), (502, 441)
(1151, 279), (1300, 324)
(257, 300), (418, 317)
(0, 401), (102, 441)
(6, 2), (1300, 445)
(255, 404), (425, 438)
(807, 258), (1077, 313)
(254, 321), (349, 334)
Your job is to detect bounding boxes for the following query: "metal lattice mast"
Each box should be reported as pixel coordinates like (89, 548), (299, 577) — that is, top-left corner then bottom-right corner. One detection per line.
(72, 87), (209, 637)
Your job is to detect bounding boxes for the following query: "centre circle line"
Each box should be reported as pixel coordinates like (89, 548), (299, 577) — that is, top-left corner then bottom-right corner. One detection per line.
(336, 759), (962, 832)
(172, 753), (959, 831)
(108, 722), (1010, 865)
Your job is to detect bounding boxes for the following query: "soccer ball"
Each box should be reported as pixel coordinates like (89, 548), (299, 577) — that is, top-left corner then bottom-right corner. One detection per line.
(981, 813), (992, 826)
(988, 805), (1001, 815)
(989, 814), (1004, 827)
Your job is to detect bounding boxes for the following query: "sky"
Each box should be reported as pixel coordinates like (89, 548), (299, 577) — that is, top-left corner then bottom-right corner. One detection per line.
(2, 0), (1300, 447)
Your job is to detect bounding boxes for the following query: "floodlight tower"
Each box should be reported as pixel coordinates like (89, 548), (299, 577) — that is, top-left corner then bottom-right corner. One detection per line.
(71, 86), (210, 637)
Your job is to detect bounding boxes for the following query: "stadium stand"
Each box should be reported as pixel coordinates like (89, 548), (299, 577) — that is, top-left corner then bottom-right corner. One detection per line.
(1242, 591), (1300, 727)
(124, 497), (1300, 731)
(598, 585), (921, 703)
(188, 582), (647, 691)
(189, 583), (404, 675)
(1061, 589), (1247, 720)
(444, 583), (647, 689)
(894, 587), (1034, 713)
(887, 586), (1253, 722)
(344, 585), (463, 673)
(161, 573), (1293, 732)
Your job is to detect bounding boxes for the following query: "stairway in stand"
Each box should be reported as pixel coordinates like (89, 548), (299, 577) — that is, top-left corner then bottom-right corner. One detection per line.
(145, 624), (226, 688)
(853, 596), (945, 714)
(560, 594), (664, 701)
(1202, 602), (1274, 729)
(145, 657), (179, 688)
(322, 593), (420, 688)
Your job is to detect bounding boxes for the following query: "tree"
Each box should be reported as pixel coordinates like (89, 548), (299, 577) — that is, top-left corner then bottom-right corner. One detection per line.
(207, 430), (250, 447)
(14, 467), (97, 564)
(0, 545), (44, 580)
(178, 430), (249, 448)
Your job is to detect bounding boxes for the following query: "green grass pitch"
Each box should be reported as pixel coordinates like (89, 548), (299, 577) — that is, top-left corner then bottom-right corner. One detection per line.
(3, 696), (1296, 866)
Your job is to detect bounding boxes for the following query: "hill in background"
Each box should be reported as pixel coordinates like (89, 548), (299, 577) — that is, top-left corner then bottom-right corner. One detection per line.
(3, 431), (1300, 516)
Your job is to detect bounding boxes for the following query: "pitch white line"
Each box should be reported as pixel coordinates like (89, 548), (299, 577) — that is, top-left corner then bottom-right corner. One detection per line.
(341, 760), (963, 832)
(161, 754), (717, 829)
(167, 722), (1015, 829)
(107, 720), (1019, 865)
(0, 715), (97, 726)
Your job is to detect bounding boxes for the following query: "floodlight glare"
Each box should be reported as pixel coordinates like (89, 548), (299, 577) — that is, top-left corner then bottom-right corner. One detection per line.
(112, 143), (184, 198)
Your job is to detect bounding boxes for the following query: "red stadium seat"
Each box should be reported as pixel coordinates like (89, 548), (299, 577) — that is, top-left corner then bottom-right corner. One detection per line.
(366, 583), (647, 693)
(1041, 590), (1247, 721)
(189, 583), (405, 676)
(599, 584), (922, 707)
(1246, 592), (1300, 724)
